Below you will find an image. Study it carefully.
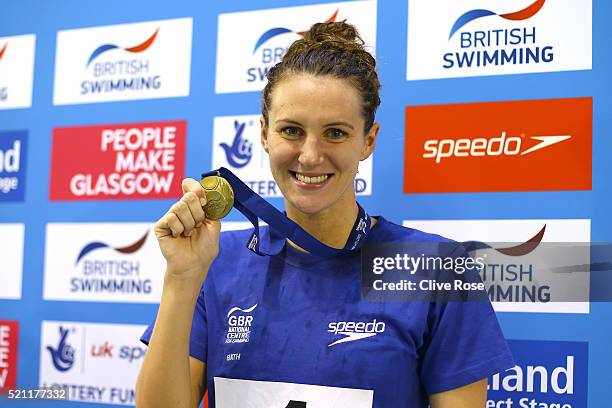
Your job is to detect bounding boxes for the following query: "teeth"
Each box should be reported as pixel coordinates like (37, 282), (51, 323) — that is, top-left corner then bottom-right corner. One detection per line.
(295, 173), (329, 184)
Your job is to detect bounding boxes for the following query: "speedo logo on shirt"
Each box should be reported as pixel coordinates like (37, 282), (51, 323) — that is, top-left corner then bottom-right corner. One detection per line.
(327, 319), (385, 347)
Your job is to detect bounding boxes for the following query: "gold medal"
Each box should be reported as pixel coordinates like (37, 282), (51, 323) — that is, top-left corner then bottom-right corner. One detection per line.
(199, 175), (234, 220)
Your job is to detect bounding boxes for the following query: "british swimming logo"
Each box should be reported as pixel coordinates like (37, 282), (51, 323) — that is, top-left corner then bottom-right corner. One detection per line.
(252, 9), (338, 54)
(215, 1), (376, 93)
(86, 28), (158, 67)
(53, 18), (192, 105)
(0, 34), (35, 109)
(220, 120), (253, 168)
(46, 326), (75, 372)
(0, 42), (7, 63)
(76, 231), (149, 265)
(226, 304), (258, 344)
(449, 0), (545, 39)
(327, 319), (385, 347)
(407, 0), (591, 80)
(43, 223), (166, 303)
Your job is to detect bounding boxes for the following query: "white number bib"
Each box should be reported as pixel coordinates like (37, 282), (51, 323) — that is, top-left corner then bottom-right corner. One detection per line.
(214, 377), (374, 408)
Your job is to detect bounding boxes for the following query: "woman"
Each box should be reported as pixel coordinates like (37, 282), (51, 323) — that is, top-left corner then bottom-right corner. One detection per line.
(136, 22), (513, 407)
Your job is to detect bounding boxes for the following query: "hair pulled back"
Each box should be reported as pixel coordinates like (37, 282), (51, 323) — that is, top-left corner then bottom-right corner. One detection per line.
(262, 21), (381, 132)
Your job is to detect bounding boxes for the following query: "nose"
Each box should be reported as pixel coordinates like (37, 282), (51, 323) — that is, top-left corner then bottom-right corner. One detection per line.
(297, 133), (324, 168)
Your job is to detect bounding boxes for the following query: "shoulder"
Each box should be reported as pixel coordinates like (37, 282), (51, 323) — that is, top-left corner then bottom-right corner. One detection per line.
(372, 216), (455, 244)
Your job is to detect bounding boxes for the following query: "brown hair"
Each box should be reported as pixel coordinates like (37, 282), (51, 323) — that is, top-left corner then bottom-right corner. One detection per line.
(262, 21), (381, 132)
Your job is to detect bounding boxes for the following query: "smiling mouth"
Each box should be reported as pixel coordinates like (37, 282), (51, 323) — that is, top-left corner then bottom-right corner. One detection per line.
(291, 171), (333, 185)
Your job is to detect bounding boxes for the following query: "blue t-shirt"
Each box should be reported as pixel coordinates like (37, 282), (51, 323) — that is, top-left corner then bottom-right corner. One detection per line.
(141, 217), (514, 407)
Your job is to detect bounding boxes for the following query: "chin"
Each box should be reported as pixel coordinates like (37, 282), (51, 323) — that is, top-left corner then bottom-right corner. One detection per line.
(287, 195), (333, 216)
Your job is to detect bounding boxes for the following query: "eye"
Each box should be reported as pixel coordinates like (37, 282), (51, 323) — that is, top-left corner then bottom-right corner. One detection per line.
(326, 128), (348, 140)
(280, 126), (302, 138)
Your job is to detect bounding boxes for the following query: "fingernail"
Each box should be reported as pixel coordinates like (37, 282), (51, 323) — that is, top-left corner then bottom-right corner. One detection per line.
(185, 231), (192, 237)
(195, 222), (203, 228)
(199, 198), (207, 207)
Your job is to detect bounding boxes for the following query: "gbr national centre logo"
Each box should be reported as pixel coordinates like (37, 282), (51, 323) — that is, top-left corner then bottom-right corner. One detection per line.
(407, 0), (591, 80)
(53, 18), (192, 105)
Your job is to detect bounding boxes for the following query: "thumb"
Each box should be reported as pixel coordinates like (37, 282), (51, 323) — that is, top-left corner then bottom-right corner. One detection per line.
(182, 178), (207, 202)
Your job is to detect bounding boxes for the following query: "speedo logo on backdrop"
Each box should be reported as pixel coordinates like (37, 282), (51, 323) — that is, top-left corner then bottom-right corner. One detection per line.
(50, 121), (185, 200)
(406, 0), (592, 80)
(40, 321), (148, 405)
(404, 97), (591, 193)
(43, 223), (165, 303)
(215, 0), (377, 93)
(488, 340), (587, 408)
(0, 34), (36, 109)
(212, 115), (373, 196)
(53, 18), (192, 105)
(0, 131), (27, 201)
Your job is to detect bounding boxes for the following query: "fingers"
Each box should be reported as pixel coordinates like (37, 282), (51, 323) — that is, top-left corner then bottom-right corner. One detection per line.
(155, 179), (210, 239)
(180, 191), (206, 229)
(182, 178), (207, 205)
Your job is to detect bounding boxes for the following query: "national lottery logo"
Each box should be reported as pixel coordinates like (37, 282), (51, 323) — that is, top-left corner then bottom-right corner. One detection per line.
(72, 231), (152, 295)
(220, 120), (253, 168)
(46, 326), (75, 372)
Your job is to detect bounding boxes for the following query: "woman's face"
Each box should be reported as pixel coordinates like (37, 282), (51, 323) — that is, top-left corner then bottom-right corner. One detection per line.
(261, 74), (378, 216)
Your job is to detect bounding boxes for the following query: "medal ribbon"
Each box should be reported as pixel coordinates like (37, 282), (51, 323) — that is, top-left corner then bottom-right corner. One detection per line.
(201, 167), (371, 257)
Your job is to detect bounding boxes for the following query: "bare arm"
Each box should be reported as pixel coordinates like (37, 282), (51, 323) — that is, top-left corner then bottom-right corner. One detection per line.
(136, 274), (208, 408)
(135, 178), (220, 408)
(429, 378), (487, 408)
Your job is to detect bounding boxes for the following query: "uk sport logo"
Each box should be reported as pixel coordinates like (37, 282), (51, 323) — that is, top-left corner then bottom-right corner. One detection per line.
(327, 319), (385, 347)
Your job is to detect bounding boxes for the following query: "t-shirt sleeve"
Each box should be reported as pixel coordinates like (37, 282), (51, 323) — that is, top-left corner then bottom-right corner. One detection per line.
(419, 299), (514, 395)
(139, 281), (209, 363)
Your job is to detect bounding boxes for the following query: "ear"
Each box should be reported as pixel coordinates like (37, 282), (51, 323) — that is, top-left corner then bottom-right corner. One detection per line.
(260, 115), (269, 154)
(360, 122), (380, 161)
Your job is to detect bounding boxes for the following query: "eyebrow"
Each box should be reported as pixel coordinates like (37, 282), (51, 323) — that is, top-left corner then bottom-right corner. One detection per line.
(275, 119), (355, 130)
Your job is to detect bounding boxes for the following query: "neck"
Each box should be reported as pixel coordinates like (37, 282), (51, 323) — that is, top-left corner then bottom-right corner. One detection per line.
(285, 196), (359, 249)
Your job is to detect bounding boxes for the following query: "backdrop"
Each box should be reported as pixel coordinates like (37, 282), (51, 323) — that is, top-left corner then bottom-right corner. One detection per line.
(0, 0), (609, 407)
